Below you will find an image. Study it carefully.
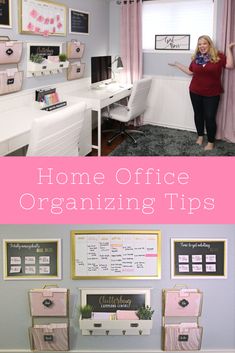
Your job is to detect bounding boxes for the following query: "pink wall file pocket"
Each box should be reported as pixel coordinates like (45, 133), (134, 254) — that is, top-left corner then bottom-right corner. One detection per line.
(29, 288), (68, 317)
(67, 41), (85, 59)
(0, 69), (23, 95)
(30, 323), (69, 351)
(164, 288), (203, 317)
(0, 37), (23, 64)
(162, 287), (203, 351)
(67, 62), (85, 81)
(163, 324), (203, 351)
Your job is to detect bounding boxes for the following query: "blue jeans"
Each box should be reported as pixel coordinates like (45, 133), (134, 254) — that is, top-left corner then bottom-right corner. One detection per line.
(190, 92), (220, 143)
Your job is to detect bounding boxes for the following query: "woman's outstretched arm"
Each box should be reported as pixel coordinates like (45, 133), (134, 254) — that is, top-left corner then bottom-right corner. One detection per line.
(225, 42), (235, 69)
(168, 62), (193, 75)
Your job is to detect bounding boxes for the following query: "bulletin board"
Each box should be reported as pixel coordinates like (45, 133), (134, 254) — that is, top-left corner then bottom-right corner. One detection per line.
(3, 239), (61, 280)
(171, 238), (227, 278)
(71, 230), (161, 279)
(19, 0), (67, 36)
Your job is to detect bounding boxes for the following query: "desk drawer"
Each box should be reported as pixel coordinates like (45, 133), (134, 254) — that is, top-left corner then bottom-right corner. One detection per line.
(8, 133), (29, 153)
(0, 141), (9, 156)
(100, 89), (131, 109)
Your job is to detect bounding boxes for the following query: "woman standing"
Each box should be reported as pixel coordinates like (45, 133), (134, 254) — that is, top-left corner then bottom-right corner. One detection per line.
(169, 35), (235, 150)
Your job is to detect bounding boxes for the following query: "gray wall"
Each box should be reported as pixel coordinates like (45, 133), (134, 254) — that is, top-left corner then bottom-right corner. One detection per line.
(0, 224), (235, 352)
(0, 0), (110, 90)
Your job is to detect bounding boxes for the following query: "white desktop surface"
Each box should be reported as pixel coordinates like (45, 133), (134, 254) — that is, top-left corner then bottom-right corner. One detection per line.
(0, 106), (45, 142)
(0, 98), (87, 156)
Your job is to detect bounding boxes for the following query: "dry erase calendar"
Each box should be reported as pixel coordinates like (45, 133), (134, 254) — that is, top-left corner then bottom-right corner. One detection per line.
(71, 230), (161, 279)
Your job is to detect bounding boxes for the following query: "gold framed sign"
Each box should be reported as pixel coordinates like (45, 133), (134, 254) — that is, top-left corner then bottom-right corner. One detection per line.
(71, 230), (161, 280)
(3, 239), (61, 280)
(19, 0), (67, 36)
(171, 238), (227, 279)
(0, 0), (12, 28)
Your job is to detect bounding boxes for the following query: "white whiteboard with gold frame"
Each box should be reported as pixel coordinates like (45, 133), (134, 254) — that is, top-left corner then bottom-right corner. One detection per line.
(19, 0), (67, 36)
(71, 230), (161, 280)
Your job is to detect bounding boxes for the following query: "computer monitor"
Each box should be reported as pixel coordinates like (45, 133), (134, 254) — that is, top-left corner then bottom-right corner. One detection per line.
(91, 55), (112, 88)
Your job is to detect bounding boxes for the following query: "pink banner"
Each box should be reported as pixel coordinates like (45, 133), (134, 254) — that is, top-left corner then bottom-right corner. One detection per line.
(0, 157), (233, 224)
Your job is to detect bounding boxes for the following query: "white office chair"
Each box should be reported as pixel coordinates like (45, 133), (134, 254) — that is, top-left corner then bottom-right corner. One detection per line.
(105, 77), (152, 145)
(26, 102), (86, 156)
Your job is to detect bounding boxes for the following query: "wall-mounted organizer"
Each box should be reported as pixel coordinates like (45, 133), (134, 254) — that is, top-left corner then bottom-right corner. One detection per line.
(26, 42), (69, 78)
(162, 286), (203, 351)
(67, 41), (85, 81)
(0, 36), (23, 95)
(79, 288), (154, 336)
(28, 286), (70, 351)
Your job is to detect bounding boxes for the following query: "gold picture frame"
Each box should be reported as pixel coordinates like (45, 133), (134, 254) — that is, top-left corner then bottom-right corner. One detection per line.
(19, 0), (67, 36)
(71, 230), (161, 280)
(171, 238), (227, 279)
(0, 0), (12, 28)
(3, 239), (61, 280)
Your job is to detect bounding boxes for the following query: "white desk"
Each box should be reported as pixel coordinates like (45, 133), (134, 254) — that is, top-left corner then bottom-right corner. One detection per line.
(0, 82), (131, 157)
(67, 83), (132, 156)
(0, 98), (92, 156)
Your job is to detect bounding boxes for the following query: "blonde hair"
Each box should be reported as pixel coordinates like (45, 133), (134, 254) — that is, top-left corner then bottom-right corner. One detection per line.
(192, 35), (220, 63)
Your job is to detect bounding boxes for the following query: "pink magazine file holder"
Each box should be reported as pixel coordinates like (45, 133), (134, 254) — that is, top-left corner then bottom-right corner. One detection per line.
(164, 324), (203, 351)
(164, 288), (203, 317)
(30, 324), (69, 351)
(29, 287), (68, 317)
(0, 70), (23, 95)
(0, 37), (23, 64)
(67, 62), (85, 81)
(116, 310), (139, 320)
(67, 41), (85, 59)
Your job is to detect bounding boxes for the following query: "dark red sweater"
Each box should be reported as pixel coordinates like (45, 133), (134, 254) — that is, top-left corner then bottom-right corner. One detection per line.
(189, 53), (226, 96)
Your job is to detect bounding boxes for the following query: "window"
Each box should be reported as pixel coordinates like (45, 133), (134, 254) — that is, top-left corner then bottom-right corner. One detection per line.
(142, 0), (214, 51)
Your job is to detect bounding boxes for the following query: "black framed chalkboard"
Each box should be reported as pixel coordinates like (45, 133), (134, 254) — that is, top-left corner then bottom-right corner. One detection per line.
(80, 288), (151, 313)
(87, 294), (146, 313)
(3, 239), (61, 280)
(0, 0), (11, 27)
(171, 238), (227, 278)
(69, 8), (89, 34)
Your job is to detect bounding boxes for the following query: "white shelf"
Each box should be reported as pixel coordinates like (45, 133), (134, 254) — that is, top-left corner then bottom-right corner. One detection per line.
(79, 317), (153, 336)
(27, 60), (69, 77)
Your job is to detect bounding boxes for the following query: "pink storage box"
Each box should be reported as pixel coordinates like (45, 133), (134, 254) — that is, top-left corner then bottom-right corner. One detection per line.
(116, 310), (139, 320)
(29, 288), (68, 317)
(30, 324), (69, 351)
(163, 324), (203, 351)
(164, 289), (202, 317)
(67, 41), (85, 59)
(0, 38), (23, 64)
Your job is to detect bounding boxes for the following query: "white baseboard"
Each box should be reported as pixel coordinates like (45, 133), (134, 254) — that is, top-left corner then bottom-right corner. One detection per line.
(143, 120), (196, 133)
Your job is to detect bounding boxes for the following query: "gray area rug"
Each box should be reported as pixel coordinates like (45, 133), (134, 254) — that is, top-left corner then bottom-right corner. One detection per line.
(109, 125), (235, 156)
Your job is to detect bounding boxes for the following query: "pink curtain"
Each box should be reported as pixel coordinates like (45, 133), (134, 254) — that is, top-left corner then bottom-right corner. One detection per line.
(216, 0), (235, 142)
(120, 0), (143, 84)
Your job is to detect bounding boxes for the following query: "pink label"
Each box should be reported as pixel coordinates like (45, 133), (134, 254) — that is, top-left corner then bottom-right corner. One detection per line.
(0, 157), (234, 224)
